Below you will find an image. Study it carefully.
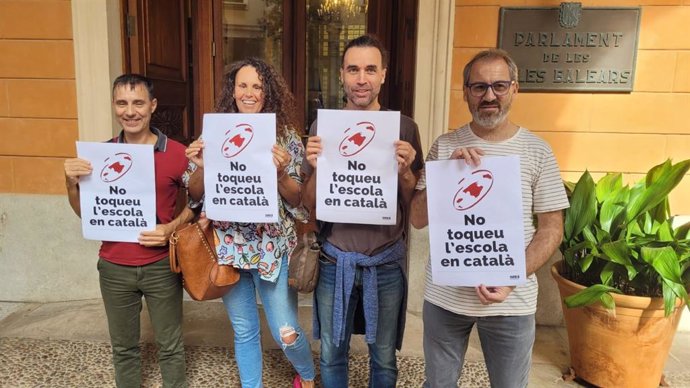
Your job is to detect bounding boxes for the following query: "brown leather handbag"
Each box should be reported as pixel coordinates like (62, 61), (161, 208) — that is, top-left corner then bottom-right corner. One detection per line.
(169, 221), (239, 301)
(288, 231), (321, 293)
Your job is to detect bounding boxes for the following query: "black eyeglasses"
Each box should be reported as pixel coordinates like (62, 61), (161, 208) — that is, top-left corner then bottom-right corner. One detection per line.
(465, 80), (514, 97)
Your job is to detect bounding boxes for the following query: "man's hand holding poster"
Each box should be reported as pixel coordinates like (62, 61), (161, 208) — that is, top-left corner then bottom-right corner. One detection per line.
(76, 142), (156, 242)
(315, 109), (399, 225)
(426, 156), (526, 286)
(202, 113), (279, 223)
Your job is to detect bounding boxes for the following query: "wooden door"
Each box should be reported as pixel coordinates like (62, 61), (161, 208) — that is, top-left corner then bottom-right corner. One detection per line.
(121, 0), (418, 138)
(369, 0), (419, 117)
(211, 0), (418, 131)
(123, 0), (193, 144)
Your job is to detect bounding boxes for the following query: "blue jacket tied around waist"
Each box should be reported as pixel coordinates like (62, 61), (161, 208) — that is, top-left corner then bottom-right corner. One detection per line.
(313, 239), (406, 346)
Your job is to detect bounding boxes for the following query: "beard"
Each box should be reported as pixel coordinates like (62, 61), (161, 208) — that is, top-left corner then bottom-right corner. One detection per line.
(343, 84), (380, 110)
(347, 92), (377, 109)
(471, 100), (511, 129)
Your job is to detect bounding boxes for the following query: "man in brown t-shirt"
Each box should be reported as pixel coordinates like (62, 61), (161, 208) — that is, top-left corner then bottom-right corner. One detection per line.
(301, 34), (424, 388)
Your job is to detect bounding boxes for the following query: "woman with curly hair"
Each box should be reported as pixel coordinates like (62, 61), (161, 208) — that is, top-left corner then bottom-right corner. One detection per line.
(184, 57), (315, 388)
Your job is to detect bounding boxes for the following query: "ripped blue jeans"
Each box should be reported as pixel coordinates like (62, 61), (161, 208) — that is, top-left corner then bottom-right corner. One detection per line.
(222, 255), (315, 388)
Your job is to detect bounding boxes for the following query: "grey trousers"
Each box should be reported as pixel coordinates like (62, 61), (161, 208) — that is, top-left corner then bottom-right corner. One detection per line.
(422, 300), (535, 388)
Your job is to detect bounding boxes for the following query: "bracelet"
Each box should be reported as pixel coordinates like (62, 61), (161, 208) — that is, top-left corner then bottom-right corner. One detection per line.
(278, 170), (288, 181)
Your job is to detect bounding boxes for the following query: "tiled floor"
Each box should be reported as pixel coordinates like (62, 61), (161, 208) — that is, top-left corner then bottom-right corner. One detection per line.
(0, 300), (688, 387)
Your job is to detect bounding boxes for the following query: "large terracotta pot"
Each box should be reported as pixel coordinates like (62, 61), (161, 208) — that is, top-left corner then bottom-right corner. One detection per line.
(551, 262), (685, 388)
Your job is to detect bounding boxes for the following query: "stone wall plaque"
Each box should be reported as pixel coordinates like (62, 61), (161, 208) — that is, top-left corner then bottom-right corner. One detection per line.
(498, 5), (640, 92)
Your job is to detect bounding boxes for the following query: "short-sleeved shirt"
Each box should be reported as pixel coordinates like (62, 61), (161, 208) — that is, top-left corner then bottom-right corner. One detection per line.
(416, 124), (569, 316)
(302, 112), (424, 255)
(99, 128), (188, 266)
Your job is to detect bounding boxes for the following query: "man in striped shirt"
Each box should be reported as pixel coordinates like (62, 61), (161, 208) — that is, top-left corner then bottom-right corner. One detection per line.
(410, 49), (569, 388)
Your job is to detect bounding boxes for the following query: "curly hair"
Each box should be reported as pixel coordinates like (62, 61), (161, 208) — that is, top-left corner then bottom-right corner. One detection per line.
(215, 57), (300, 137)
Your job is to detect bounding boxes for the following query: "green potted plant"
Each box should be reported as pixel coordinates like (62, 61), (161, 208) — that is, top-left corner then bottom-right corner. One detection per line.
(552, 159), (690, 388)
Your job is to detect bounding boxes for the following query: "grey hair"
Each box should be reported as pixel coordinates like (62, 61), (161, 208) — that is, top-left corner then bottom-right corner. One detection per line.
(462, 49), (518, 86)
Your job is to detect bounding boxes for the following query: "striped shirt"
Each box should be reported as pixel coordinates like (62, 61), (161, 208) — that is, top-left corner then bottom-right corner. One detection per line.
(416, 125), (569, 316)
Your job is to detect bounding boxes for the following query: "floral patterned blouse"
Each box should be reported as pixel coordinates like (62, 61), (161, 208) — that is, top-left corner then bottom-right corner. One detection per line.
(182, 129), (308, 282)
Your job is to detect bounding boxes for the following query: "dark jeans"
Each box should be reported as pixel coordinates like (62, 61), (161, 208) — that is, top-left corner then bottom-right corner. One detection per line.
(316, 256), (404, 388)
(98, 257), (186, 388)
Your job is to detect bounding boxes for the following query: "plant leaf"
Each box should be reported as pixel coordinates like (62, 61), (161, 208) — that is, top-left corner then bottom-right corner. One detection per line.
(662, 280), (675, 317)
(644, 246), (683, 283)
(564, 284), (620, 311)
(564, 171), (597, 240)
(600, 262), (616, 285)
(563, 240), (592, 264)
(657, 220), (674, 242)
(662, 279), (689, 317)
(599, 199), (625, 235)
(595, 173), (622, 203)
(643, 212), (655, 235)
(600, 240), (637, 279)
(675, 221), (690, 240)
(581, 253), (595, 272)
(627, 159), (690, 224)
(563, 180), (576, 196)
(607, 185), (631, 240)
(627, 218), (644, 238)
(582, 225), (598, 245)
(649, 197), (671, 225)
(600, 292), (616, 311)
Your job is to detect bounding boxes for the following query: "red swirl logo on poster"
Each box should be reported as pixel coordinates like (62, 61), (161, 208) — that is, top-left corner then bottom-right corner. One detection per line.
(100, 153), (133, 183)
(339, 121), (376, 157)
(221, 123), (254, 158)
(453, 170), (494, 211)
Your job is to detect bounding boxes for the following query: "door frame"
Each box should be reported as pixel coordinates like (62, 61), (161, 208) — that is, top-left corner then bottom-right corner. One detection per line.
(281, 0), (307, 129)
(192, 1), (216, 139)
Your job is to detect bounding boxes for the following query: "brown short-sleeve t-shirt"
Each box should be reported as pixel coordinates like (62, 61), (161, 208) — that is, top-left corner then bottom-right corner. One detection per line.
(302, 112), (424, 255)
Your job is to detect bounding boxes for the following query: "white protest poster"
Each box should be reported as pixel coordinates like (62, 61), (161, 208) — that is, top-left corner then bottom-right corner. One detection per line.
(315, 109), (399, 225)
(76, 142), (156, 242)
(426, 156), (526, 286)
(202, 113), (279, 223)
